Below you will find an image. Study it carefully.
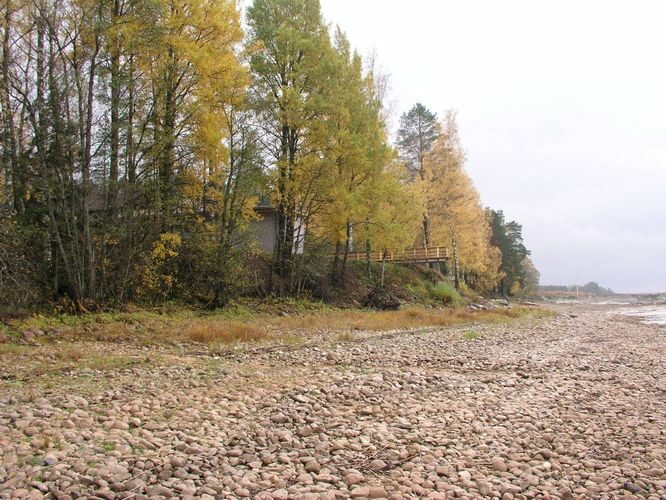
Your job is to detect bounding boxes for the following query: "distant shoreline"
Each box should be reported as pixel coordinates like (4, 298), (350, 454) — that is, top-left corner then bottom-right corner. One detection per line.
(544, 294), (666, 326)
(540, 291), (666, 304)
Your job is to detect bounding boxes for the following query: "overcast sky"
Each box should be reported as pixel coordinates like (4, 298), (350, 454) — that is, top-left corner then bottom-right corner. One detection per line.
(317, 0), (666, 293)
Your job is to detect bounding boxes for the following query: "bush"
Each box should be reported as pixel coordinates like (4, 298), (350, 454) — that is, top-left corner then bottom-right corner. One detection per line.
(137, 233), (183, 303)
(457, 281), (475, 299)
(428, 281), (463, 306)
(0, 215), (43, 309)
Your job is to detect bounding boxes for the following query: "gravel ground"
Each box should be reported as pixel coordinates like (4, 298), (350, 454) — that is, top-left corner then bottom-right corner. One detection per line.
(1, 307), (664, 499)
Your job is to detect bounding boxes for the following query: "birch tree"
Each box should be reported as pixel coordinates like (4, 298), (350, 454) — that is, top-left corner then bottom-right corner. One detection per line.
(247, 0), (336, 290)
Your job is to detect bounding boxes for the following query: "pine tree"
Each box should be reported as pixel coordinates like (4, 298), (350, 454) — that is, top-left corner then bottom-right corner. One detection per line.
(488, 209), (530, 295)
(396, 103), (438, 247)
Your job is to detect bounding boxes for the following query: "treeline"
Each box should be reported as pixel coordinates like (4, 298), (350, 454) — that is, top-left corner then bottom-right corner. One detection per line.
(540, 283), (614, 296)
(394, 105), (537, 297)
(0, 0), (535, 311)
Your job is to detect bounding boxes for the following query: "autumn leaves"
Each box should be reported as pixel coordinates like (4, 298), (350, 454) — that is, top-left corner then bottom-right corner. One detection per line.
(0, 0), (532, 307)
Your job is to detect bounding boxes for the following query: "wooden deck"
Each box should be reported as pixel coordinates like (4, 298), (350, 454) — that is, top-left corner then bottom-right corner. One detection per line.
(346, 246), (449, 264)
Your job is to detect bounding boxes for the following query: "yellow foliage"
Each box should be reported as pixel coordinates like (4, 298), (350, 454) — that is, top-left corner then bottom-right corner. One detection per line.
(425, 112), (502, 290)
(138, 233), (183, 302)
(130, 0), (247, 209)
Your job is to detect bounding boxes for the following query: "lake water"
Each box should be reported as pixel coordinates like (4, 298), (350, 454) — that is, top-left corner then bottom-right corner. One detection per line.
(618, 305), (666, 325)
(546, 293), (666, 325)
(605, 294), (666, 325)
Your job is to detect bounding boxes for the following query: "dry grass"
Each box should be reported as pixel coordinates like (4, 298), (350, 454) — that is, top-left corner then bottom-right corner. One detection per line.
(186, 321), (267, 344)
(52, 345), (85, 361)
(264, 306), (535, 334)
(0, 305), (553, 399)
(118, 305), (547, 346)
(31, 433), (62, 451)
(2, 304), (552, 352)
(335, 331), (355, 342)
(91, 322), (131, 342)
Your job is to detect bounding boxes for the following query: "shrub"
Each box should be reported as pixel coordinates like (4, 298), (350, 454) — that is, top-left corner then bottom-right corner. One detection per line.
(137, 233), (183, 303)
(457, 281), (475, 299)
(428, 281), (463, 306)
(0, 215), (43, 309)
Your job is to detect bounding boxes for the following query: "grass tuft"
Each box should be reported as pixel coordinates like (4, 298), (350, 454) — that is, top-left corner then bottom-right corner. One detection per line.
(52, 345), (84, 361)
(335, 331), (354, 342)
(186, 321), (267, 344)
(463, 331), (481, 340)
(102, 441), (116, 452)
(82, 355), (140, 371)
(428, 282), (463, 306)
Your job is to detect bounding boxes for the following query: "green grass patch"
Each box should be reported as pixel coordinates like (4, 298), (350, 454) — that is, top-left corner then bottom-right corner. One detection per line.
(8, 297), (332, 341)
(102, 441), (116, 452)
(463, 331), (481, 340)
(428, 281), (463, 306)
(406, 282), (434, 303)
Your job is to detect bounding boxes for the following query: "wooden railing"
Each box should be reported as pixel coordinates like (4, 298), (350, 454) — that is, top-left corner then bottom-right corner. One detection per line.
(346, 246), (449, 263)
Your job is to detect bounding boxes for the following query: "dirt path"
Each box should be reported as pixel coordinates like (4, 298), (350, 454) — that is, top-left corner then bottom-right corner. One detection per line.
(1, 307), (664, 499)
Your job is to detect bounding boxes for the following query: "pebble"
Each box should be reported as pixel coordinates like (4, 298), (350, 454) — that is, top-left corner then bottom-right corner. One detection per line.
(0, 307), (664, 499)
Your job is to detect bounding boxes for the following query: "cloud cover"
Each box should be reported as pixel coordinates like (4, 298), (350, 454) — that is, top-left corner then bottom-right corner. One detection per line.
(320, 0), (666, 293)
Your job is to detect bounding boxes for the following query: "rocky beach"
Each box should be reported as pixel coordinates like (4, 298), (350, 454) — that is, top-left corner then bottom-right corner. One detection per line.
(1, 305), (664, 499)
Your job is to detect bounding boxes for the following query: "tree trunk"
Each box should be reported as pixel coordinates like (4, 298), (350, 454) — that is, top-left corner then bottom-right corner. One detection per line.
(273, 123), (296, 291)
(364, 217), (372, 279)
(1, 2), (24, 215)
(418, 138), (431, 262)
(160, 45), (177, 228)
(81, 21), (101, 301)
(451, 233), (460, 290)
(340, 219), (352, 282)
(422, 213), (430, 248)
(331, 241), (341, 283)
(126, 56), (136, 183)
(273, 124), (289, 288)
(108, 0), (121, 203)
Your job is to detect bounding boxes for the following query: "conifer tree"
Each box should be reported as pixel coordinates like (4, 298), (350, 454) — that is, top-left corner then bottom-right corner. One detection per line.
(488, 209), (531, 295)
(396, 103), (439, 247)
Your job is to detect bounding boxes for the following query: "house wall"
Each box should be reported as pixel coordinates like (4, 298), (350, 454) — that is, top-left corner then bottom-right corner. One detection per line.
(293, 217), (305, 255)
(250, 211), (278, 253)
(249, 210), (305, 255)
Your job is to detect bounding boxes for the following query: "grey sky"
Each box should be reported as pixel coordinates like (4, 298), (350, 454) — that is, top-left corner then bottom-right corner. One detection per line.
(320, 0), (666, 293)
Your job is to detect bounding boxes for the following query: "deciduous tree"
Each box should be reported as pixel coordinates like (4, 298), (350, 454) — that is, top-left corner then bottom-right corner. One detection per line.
(426, 112), (500, 291)
(247, 0), (337, 290)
